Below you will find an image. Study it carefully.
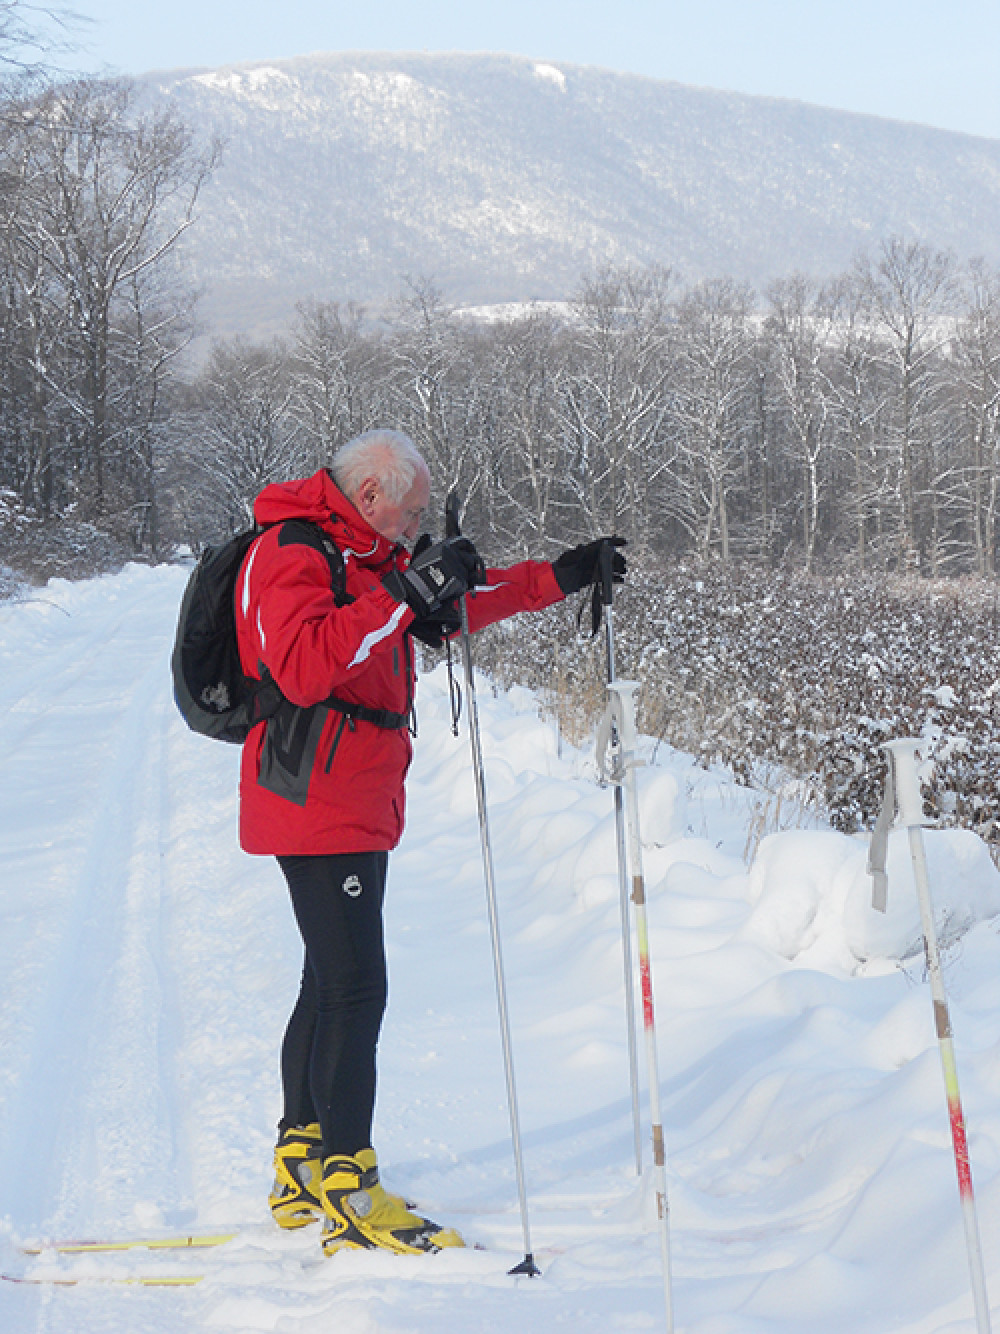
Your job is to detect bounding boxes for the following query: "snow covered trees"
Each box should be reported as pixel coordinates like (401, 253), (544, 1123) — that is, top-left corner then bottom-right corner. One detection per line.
(0, 74), (217, 568)
(951, 264), (1000, 577)
(1, 128), (999, 580)
(162, 246), (1000, 578)
(670, 277), (757, 563)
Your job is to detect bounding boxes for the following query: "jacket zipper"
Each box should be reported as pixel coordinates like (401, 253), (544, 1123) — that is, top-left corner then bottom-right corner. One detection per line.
(324, 713), (351, 773)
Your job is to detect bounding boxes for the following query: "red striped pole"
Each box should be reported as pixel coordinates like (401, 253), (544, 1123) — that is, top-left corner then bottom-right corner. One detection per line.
(878, 741), (992, 1334)
(602, 679), (675, 1333)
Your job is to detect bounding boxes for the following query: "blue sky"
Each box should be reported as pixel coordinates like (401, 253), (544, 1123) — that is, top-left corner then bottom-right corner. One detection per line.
(46, 0), (1000, 140)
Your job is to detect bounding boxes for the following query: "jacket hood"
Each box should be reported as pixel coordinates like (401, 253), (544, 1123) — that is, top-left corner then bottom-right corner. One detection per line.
(252, 468), (397, 567)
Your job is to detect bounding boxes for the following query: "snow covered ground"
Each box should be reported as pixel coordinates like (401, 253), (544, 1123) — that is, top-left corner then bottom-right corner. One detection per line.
(3, 563), (1000, 1333)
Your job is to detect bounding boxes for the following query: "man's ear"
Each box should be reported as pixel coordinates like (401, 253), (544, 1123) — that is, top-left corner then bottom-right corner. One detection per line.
(357, 476), (380, 516)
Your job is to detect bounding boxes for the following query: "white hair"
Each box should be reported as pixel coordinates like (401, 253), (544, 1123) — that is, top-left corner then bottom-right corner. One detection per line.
(330, 429), (428, 504)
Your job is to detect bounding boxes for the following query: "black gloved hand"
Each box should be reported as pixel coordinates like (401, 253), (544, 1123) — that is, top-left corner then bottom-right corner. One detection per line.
(409, 532), (434, 561)
(406, 599), (462, 648)
(552, 536), (627, 596)
(384, 536), (485, 617)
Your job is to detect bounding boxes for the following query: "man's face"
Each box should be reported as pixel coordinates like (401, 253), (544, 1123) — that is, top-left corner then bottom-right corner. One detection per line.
(357, 468), (431, 546)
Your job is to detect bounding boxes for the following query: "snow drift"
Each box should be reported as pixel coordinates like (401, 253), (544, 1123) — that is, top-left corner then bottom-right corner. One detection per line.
(1, 563), (1000, 1332)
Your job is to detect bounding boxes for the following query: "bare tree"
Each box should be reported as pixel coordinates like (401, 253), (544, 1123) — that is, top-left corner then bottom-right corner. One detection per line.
(670, 277), (758, 562)
(764, 275), (840, 571)
(559, 264), (675, 551)
(1, 77), (217, 546)
(818, 276), (890, 569)
(855, 237), (957, 569)
(388, 277), (486, 517)
(116, 267), (198, 557)
(0, 1), (84, 76)
(475, 307), (569, 555)
(949, 262), (1000, 575)
(178, 338), (308, 538)
(291, 299), (388, 466)
(0, 116), (59, 514)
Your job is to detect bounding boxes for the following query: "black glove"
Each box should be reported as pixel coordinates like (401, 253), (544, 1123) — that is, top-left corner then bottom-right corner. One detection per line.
(406, 599), (462, 648)
(552, 536), (627, 596)
(383, 536), (484, 617)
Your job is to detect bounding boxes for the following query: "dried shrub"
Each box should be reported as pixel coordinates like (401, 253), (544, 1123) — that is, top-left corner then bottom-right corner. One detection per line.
(0, 491), (134, 586)
(467, 562), (1000, 846)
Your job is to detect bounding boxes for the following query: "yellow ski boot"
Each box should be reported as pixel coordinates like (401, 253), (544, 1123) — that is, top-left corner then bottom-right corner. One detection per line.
(320, 1149), (465, 1256)
(269, 1123), (323, 1228)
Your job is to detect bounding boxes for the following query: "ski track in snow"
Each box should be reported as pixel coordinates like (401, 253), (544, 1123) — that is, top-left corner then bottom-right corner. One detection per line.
(2, 564), (1000, 1332)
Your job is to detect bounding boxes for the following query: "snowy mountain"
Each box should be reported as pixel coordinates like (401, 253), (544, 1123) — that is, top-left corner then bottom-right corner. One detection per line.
(143, 52), (1000, 339)
(2, 564), (1000, 1332)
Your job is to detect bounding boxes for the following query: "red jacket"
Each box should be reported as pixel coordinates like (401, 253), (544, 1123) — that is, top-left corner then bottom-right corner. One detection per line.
(235, 468), (565, 855)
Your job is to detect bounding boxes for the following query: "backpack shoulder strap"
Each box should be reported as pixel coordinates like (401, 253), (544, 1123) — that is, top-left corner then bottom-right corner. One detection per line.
(275, 518), (349, 605)
(264, 518), (408, 731)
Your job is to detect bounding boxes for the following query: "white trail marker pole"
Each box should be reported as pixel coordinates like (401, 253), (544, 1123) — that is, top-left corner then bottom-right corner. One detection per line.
(598, 678), (675, 1334)
(869, 738), (992, 1334)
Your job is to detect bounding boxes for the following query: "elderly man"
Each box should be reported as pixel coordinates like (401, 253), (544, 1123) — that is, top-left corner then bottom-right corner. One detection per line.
(235, 428), (623, 1257)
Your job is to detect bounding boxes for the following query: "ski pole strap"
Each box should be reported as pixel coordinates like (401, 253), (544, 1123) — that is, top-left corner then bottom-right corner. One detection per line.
(583, 582), (602, 638)
(868, 759), (895, 913)
(583, 540), (619, 639)
(569, 585), (602, 639)
(598, 539), (616, 608)
(868, 739), (928, 913)
(445, 639), (463, 736)
(596, 693), (623, 785)
(596, 680), (644, 785)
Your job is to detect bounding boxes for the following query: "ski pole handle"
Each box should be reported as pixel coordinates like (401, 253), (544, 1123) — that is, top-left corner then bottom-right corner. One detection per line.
(445, 490), (462, 540)
(598, 538), (616, 608)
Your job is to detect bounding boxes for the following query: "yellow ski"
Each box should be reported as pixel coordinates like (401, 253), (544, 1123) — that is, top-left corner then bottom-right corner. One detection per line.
(3, 1271), (204, 1286)
(20, 1232), (236, 1255)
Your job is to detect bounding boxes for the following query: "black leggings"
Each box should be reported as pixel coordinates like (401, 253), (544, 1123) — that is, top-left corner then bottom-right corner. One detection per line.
(276, 851), (388, 1157)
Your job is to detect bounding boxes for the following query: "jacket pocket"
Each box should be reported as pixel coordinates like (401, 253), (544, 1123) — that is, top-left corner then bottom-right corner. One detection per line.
(257, 700), (328, 806)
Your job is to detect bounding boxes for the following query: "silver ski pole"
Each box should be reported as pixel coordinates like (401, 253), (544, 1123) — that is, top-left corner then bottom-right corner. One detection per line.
(598, 676), (675, 1334)
(446, 492), (539, 1279)
(869, 739), (992, 1334)
(599, 549), (643, 1176)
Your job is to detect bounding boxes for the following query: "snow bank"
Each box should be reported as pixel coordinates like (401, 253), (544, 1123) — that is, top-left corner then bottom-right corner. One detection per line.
(743, 827), (1000, 972)
(2, 566), (1000, 1334)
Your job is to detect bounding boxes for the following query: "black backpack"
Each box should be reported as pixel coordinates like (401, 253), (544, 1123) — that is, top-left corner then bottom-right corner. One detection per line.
(171, 520), (346, 744)
(172, 518), (411, 744)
